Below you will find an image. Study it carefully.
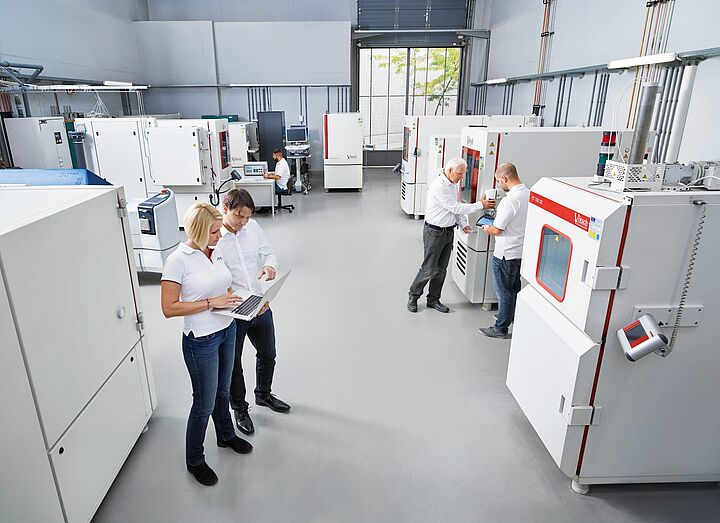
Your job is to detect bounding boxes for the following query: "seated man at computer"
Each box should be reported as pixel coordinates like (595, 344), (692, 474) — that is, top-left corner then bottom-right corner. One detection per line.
(263, 149), (291, 193)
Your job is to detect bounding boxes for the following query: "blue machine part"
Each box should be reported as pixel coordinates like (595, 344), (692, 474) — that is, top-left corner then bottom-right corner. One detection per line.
(0, 169), (110, 186)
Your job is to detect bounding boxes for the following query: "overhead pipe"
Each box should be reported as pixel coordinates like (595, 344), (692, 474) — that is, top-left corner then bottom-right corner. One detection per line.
(629, 82), (660, 164)
(664, 63), (698, 162)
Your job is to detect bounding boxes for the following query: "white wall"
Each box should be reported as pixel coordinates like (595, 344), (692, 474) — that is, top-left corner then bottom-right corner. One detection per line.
(146, 0), (355, 23)
(473, 0), (720, 161)
(0, 0), (148, 83)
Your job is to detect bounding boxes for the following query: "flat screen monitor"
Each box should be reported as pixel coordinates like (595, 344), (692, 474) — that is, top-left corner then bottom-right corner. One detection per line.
(286, 126), (308, 143)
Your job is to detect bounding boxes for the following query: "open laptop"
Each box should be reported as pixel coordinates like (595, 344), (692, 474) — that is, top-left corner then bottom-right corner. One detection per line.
(213, 270), (291, 321)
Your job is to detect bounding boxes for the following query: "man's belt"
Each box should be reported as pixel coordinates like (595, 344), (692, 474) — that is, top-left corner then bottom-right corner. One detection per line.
(425, 222), (455, 231)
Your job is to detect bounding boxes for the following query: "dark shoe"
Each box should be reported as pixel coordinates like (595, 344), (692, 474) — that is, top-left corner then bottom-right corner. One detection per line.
(234, 410), (255, 435)
(427, 301), (450, 313)
(479, 326), (511, 339)
(187, 462), (218, 486)
(256, 394), (291, 413)
(217, 435), (253, 454)
(407, 297), (418, 313)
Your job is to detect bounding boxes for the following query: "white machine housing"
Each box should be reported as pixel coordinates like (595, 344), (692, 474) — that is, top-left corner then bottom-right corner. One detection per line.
(127, 189), (180, 273)
(452, 126), (655, 305)
(506, 176), (720, 489)
(427, 134), (461, 185)
(5, 116), (72, 169)
(0, 185), (156, 523)
(323, 112), (363, 190)
(75, 116), (157, 201)
(400, 114), (540, 218)
(228, 121), (259, 167)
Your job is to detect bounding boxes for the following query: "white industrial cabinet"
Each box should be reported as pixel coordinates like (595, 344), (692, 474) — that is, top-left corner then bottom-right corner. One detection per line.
(323, 112), (363, 190)
(400, 114), (540, 218)
(507, 177), (720, 492)
(5, 116), (72, 169)
(0, 186), (156, 523)
(75, 117), (156, 201)
(229, 121), (259, 167)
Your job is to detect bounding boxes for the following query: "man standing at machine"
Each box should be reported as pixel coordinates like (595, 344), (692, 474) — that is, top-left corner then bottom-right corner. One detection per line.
(408, 157), (493, 313)
(263, 149), (291, 193)
(217, 188), (291, 436)
(478, 163), (529, 339)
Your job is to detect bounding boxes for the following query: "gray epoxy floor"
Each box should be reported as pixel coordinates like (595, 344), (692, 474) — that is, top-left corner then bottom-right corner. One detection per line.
(93, 169), (720, 523)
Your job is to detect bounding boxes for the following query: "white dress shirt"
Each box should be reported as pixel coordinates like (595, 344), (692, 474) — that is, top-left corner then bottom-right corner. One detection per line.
(275, 158), (291, 190)
(161, 243), (234, 337)
(425, 174), (486, 228)
(216, 219), (279, 295)
(493, 183), (530, 260)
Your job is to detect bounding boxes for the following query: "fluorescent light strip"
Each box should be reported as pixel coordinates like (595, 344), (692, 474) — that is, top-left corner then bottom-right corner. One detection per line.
(485, 78), (508, 85)
(607, 52), (677, 70)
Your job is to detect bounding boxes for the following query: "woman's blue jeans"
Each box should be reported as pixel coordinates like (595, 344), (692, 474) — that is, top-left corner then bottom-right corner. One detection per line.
(182, 321), (237, 466)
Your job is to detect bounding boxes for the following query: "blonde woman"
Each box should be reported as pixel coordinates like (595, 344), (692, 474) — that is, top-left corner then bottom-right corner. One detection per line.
(161, 202), (253, 486)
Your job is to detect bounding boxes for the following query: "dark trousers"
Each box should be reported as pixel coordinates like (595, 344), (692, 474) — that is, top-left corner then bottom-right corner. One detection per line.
(409, 223), (455, 303)
(492, 256), (522, 334)
(182, 322), (237, 466)
(230, 309), (277, 413)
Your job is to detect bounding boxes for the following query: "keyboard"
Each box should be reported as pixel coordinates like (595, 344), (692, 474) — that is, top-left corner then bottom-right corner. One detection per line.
(230, 294), (263, 316)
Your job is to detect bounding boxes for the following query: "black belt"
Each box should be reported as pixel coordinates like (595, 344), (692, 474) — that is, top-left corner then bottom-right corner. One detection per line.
(425, 222), (455, 231)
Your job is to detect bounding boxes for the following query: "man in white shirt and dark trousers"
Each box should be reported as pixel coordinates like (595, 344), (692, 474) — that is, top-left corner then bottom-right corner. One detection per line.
(217, 188), (291, 436)
(478, 163), (529, 339)
(408, 157), (493, 313)
(264, 149), (291, 194)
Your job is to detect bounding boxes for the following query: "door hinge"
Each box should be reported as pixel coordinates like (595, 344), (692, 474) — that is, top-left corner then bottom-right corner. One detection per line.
(560, 397), (602, 426)
(136, 312), (145, 332)
(117, 198), (128, 218)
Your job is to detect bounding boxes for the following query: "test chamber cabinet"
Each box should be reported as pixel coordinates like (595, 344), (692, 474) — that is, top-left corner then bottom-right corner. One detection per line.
(229, 121), (259, 167)
(506, 177), (720, 491)
(0, 186), (156, 523)
(323, 112), (363, 190)
(451, 126), (653, 306)
(400, 114), (540, 218)
(5, 116), (72, 169)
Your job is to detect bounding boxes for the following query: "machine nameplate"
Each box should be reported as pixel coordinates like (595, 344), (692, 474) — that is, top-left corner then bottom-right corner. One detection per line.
(530, 192), (590, 232)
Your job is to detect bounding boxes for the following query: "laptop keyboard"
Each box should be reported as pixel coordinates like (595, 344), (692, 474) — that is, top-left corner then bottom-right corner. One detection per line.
(230, 295), (263, 316)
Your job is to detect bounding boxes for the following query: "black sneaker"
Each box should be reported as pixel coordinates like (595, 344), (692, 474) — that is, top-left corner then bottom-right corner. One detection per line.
(217, 435), (253, 454)
(187, 462), (218, 486)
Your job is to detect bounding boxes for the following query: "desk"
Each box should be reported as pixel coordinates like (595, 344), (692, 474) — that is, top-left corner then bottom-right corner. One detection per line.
(233, 178), (275, 218)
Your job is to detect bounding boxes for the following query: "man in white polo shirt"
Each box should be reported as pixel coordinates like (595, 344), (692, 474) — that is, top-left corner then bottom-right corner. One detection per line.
(263, 149), (291, 193)
(478, 163), (529, 339)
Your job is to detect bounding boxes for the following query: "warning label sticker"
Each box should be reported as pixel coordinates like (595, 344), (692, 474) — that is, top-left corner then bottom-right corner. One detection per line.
(588, 216), (603, 241)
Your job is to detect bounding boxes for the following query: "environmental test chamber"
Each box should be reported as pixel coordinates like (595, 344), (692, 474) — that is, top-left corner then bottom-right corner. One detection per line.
(5, 116), (72, 169)
(400, 114), (539, 218)
(451, 126), (654, 306)
(228, 121), (259, 167)
(506, 176), (720, 493)
(0, 185), (156, 523)
(323, 112), (363, 190)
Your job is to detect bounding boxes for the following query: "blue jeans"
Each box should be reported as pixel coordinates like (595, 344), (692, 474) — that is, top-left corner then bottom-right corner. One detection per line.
(182, 322), (237, 466)
(230, 309), (277, 412)
(492, 256), (522, 334)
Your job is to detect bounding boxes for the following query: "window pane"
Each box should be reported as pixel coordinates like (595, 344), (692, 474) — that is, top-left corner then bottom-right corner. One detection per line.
(371, 49), (390, 97)
(389, 48), (408, 96)
(537, 226), (573, 301)
(370, 96), (388, 149)
(359, 49), (371, 97)
(359, 96), (371, 146)
(387, 96), (405, 150)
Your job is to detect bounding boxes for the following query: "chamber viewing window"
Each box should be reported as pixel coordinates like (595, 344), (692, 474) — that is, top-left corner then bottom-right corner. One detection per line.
(536, 225), (572, 301)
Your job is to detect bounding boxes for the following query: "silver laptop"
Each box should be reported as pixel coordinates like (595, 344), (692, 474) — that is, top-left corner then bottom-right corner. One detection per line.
(213, 270), (291, 321)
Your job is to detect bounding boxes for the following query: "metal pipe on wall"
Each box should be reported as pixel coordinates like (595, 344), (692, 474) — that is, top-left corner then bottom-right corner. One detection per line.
(563, 77), (573, 126)
(587, 71), (598, 126)
(665, 63), (698, 163)
(651, 66), (672, 162)
(655, 66), (678, 160)
(629, 82), (660, 164)
(659, 66), (683, 160)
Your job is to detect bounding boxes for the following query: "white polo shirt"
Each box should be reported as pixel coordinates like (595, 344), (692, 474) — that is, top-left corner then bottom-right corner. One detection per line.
(493, 183), (530, 260)
(161, 242), (233, 337)
(275, 158), (291, 190)
(216, 219), (279, 295)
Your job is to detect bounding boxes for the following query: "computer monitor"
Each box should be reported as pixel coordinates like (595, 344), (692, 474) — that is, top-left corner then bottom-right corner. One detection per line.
(285, 126), (308, 143)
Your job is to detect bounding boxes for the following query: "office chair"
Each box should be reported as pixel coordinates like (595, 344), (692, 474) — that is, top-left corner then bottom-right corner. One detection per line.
(275, 186), (294, 213)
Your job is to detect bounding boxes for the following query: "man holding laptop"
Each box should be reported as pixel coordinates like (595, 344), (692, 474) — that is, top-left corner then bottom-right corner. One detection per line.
(217, 188), (291, 436)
